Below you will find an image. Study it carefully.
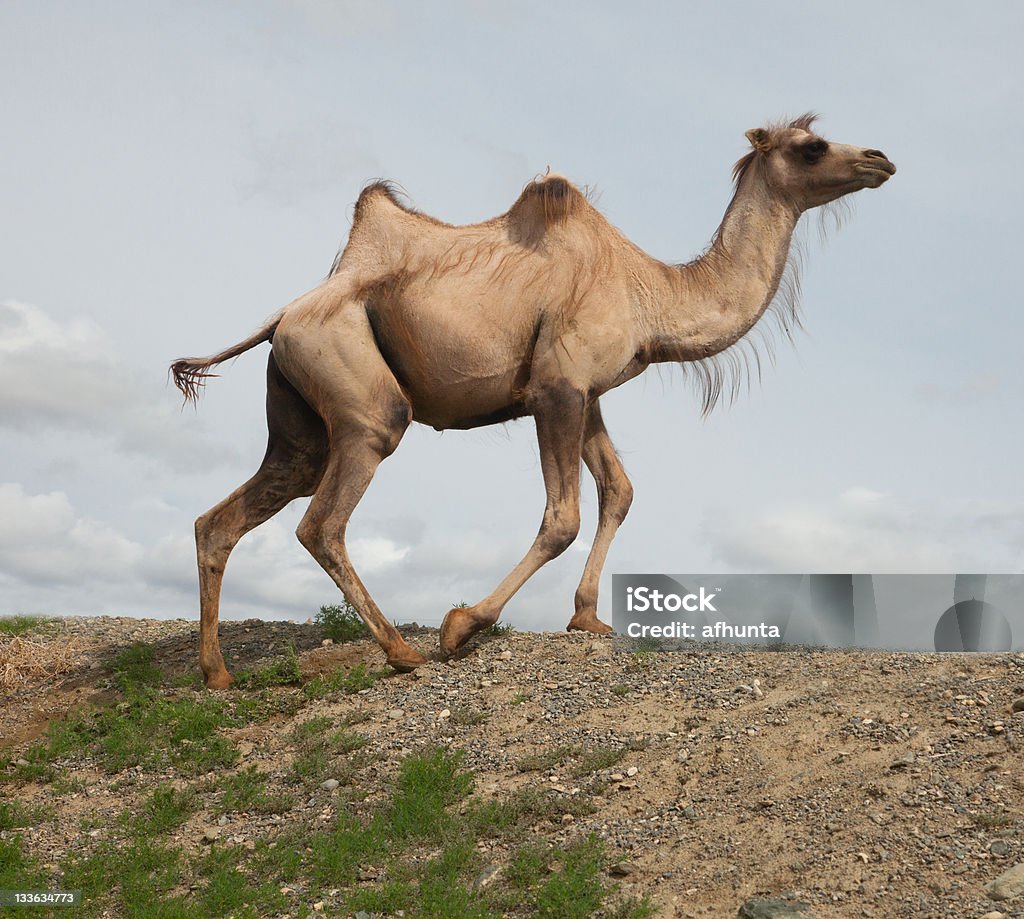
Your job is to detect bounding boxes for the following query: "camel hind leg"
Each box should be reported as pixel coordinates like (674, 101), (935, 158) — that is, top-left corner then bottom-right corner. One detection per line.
(196, 354), (327, 689)
(274, 307), (428, 672)
(568, 402), (632, 634)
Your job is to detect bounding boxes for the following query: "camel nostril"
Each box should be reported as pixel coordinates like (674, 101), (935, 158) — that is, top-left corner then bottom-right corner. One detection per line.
(864, 149), (888, 160)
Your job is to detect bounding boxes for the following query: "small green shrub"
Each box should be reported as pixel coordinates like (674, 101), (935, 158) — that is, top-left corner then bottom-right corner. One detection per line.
(316, 601), (369, 643)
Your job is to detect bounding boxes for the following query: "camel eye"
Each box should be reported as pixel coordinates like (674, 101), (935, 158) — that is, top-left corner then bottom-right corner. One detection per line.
(802, 140), (829, 164)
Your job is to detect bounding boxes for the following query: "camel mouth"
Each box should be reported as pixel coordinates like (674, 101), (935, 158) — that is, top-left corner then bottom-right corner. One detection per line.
(856, 160), (896, 178)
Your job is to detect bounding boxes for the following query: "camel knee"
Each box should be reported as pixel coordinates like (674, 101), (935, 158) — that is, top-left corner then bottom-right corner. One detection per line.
(295, 516), (328, 559)
(539, 513), (580, 558)
(361, 399), (412, 459)
(195, 513), (231, 573)
(606, 476), (634, 524)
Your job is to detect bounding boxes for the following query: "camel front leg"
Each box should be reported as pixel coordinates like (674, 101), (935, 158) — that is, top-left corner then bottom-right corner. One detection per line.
(440, 383), (587, 656)
(568, 402), (633, 635)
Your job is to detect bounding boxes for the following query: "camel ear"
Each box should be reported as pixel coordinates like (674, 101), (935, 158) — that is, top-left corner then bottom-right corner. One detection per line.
(745, 128), (773, 153)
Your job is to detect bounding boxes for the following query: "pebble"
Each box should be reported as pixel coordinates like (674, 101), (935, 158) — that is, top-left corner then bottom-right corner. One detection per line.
(438, 709), (451, 719)
(608, 862), (636, 877)
(201, 827), (220, 843)
(986, 862), (1024, 901)
(1011, 697), (1024, 713)
(474, 865), (502, 889)
(498, 650), (512, 660)
(737, 899), (820, 918)
(387, 708), (405, 720)
(320, 779), (340, 791)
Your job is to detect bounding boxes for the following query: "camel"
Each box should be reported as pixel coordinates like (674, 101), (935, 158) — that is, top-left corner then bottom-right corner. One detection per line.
(171, 113), (895, 689)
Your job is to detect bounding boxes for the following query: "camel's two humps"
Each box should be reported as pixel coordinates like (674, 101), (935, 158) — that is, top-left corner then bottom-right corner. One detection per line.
(172, 115), (895, 688)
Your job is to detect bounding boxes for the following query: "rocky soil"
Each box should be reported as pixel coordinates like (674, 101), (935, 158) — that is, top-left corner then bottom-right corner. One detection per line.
(2, 615), (1024, 918)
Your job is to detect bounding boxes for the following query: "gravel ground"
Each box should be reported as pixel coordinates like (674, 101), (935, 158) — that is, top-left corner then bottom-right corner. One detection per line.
(2, 615), (1023, 918)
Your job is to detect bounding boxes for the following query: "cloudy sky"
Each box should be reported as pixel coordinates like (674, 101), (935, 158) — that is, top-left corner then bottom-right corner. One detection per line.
(2, 1), (1022, 634)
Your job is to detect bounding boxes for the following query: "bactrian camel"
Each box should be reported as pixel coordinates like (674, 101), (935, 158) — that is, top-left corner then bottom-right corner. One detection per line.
(172, 114), (895, 689)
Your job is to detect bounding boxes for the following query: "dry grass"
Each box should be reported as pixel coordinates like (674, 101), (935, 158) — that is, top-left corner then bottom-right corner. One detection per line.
(0, 635), (83, 694)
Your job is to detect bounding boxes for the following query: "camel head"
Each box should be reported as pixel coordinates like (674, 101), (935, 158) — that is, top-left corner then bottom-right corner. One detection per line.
(738, 113), (895, 211)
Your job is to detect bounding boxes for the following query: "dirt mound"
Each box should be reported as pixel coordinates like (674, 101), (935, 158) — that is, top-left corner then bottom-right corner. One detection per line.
(2, 615), (1023, 918)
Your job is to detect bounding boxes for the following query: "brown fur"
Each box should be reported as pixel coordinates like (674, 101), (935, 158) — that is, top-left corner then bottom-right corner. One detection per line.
(170, 117), (895, 688)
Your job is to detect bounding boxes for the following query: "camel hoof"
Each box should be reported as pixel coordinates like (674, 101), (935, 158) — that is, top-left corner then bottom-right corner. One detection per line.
(387, 649), (428, 673)
(440, 605), (479, 658)
(567, 614), (614, 635)
(203, 669), (234, 690)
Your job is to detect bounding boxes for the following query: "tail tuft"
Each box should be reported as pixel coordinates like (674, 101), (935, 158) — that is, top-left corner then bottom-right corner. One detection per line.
(169, 310), (282, 406)
(170, 360), (221, 405)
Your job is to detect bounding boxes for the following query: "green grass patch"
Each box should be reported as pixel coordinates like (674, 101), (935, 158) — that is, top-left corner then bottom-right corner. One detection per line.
(573, 746), (626, 777)
(0, 615), (54, 637)
(284, 716), (368, 790)
(125, 783), (199, 835)
(0, 799), (54, 830)
(0, 834), (49, 896)
(517, 744), (580, 773)
(315, 601), (369, 643)
(109, 642), (163, 690)
(13, 685), (243, 776)
(483, 621), (515, 637)
(302, 661), (388, 698)
(219, 765), (295, 815)
(234, 642), (301, 689)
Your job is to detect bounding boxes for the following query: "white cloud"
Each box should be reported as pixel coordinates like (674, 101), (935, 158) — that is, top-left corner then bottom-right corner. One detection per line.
(705, 488), (1024, 573)
(0, 482), (142, 584)
(0, 301), (239, 471)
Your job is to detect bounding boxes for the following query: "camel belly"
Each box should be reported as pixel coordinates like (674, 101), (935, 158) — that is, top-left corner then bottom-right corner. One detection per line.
(365, 292), (538, 431)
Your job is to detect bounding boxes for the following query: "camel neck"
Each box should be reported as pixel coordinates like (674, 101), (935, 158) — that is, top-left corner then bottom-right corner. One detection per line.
(642, 175), (801, 363)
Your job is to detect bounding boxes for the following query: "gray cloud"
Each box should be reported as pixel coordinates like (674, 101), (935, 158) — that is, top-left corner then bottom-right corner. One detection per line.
(0, 301), (240, 472)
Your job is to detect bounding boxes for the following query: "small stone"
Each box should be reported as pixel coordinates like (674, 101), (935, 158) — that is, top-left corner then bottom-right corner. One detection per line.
(1011, 697), (1024, 713)
(626, 766), (638, 777)
(498, 650), (512, 660)
(312, 901), (324, 912)
(217, 815), (228, 826)
(737, 898), (821, 918)
(544, 682), (558, 690)
(388, 708), (405, 720)
(201, 826), (220, 843)
(321, 779), (340, 791)
(610, 773), (625, 782)
(15, 759), (29, 767)
(608, 861), (636, 877)
(991, 840), (1011, 857)
(438, 709), (451, 719)
(986, 862), (1024, 901)
(981, 912), (1007, 919)
(321, 638), (333, 646)
(474, 865), (502, 889)
(561, 813), (575, 824)
(238, 741), (254, 757)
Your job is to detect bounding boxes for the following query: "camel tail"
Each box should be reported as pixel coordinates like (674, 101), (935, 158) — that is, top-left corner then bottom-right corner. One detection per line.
(170, 311), (283, 405)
